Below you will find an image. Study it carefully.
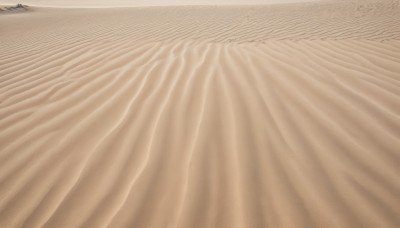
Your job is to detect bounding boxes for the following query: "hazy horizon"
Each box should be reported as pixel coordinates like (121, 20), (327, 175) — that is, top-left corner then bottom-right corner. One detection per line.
(0, 0), (319, 7)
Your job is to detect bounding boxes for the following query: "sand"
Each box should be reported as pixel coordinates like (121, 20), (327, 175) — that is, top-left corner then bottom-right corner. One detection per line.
(1, 0), (400, 227)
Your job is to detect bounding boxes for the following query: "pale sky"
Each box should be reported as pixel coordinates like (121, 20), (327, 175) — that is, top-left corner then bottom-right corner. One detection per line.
(0, 0), (318, 7)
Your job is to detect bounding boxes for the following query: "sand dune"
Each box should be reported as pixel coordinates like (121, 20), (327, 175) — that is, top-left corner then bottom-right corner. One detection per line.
(1, 0), (400, 227)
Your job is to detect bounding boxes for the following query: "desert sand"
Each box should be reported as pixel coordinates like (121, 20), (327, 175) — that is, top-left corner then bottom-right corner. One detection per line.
(1, 0), (400, 227)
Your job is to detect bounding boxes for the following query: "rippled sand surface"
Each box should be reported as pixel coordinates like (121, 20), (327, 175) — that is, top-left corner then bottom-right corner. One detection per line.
(1, 0), (400, 227)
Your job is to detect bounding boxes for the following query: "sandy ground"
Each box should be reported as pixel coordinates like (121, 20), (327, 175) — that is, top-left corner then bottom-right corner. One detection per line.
(1, 0), (400, 227)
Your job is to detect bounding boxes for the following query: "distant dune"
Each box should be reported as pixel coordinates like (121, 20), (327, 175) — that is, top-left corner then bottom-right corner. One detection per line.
(1, 0), (399, 227)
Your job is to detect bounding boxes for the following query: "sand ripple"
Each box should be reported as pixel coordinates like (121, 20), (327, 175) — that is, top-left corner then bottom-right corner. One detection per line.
(1, 0), (400, 227)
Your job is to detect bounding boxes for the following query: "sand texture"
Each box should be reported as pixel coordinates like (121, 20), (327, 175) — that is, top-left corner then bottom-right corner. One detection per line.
(1, 0), (400, 227)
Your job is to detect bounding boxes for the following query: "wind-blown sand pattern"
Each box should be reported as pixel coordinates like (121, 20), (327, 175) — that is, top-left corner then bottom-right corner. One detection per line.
(1, 0), (400, 227)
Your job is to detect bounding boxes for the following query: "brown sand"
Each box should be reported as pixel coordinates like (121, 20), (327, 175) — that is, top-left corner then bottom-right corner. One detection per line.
(1, 0), (400, 227)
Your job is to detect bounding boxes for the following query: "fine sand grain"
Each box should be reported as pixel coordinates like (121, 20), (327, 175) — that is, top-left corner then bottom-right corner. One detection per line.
(1, 0), (400, 227)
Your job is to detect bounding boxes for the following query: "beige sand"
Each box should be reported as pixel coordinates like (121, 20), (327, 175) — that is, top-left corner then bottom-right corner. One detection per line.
(1, 0), (400, 227)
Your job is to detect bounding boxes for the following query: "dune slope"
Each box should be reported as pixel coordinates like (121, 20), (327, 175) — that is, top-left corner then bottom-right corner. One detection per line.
(1, 0), (400, 227)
